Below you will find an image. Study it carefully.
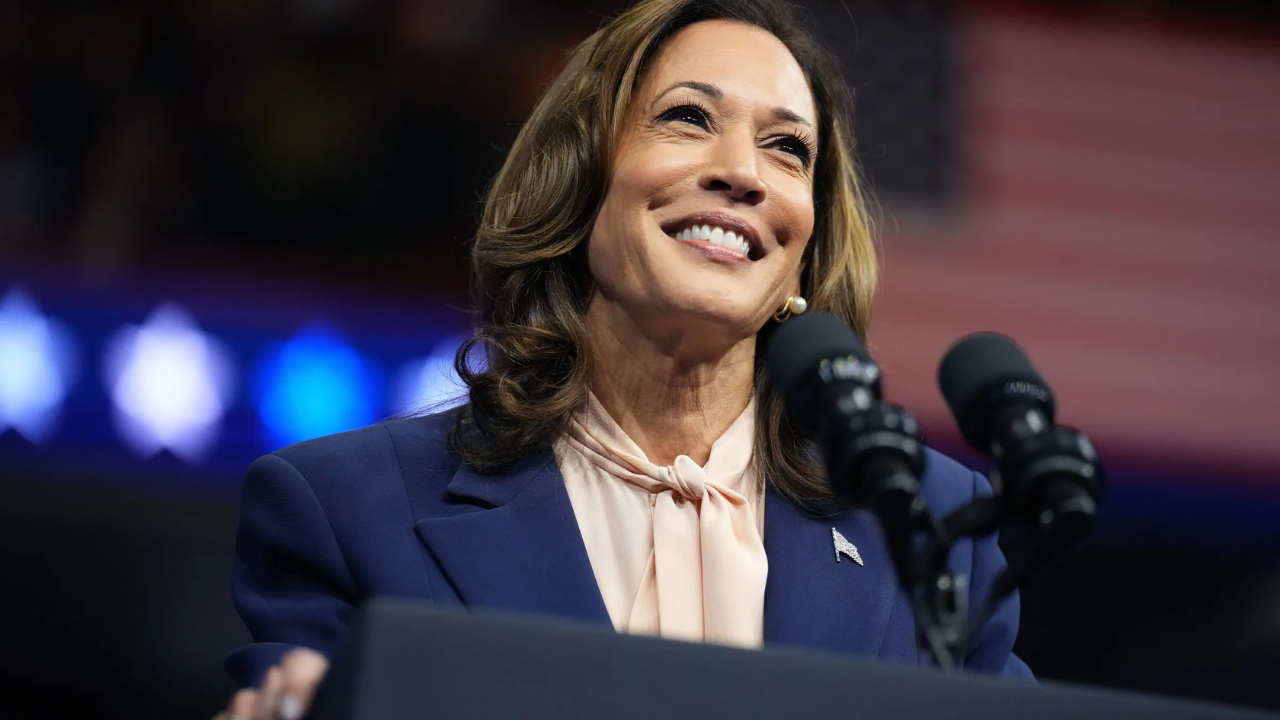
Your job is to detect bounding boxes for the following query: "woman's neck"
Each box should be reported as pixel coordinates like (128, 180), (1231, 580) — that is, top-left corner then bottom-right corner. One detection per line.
(583, 299), (756, 467)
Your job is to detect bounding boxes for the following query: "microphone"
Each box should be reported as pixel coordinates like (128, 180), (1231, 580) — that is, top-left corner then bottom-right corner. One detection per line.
(931, 334), (1105, 662)
(765, 311), (924, 507)
(765, 312), (926, 586)
(938, 333), (1103, 550)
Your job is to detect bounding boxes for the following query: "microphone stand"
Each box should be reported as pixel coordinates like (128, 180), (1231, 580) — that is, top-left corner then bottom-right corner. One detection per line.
(911, 513), (961, 672)
(912, 494), (1009, 670)
(861, 484), (962, 672)
(913, 481), (1097, 669)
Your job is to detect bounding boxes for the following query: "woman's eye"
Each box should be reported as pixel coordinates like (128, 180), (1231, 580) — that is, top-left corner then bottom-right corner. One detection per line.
(772, 137), (811, 165)
(660, 105), (710, 128)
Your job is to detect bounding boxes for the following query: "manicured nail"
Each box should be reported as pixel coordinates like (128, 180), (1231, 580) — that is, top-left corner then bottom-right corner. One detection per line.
(279, 693), (303, 720)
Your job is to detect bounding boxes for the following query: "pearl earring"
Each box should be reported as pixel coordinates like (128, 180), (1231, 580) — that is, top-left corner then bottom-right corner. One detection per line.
(773, 295), (808, 322)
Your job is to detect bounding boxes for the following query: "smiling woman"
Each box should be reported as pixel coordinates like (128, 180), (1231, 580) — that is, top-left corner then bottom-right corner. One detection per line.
(216, 1), (1030, 718)
(458, 0), (877, 512)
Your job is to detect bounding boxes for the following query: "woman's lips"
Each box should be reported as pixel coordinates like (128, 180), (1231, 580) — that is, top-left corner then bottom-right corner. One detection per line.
(661, 212), (763, 260)
(674, 237), (751, 264)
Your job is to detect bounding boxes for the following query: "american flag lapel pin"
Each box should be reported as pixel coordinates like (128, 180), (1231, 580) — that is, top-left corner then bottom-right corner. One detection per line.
(831, 528), (864, 566)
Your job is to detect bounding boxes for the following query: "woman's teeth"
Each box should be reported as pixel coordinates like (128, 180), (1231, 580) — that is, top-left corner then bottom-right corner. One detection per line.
(672, 224), (751, 255)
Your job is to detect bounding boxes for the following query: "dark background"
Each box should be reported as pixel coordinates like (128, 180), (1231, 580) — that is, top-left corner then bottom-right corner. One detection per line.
(1, 0), (1278, 717)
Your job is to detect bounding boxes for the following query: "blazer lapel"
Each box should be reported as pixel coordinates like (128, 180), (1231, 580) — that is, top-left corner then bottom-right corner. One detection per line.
(762, 485), (907, 658)
(414, 448), (612, 627)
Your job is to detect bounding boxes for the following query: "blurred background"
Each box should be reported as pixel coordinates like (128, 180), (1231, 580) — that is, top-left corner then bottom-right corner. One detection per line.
(1, 0), (1278, 716)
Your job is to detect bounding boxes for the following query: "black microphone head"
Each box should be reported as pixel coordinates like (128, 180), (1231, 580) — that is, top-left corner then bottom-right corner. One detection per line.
(765, 311), (879, 429)
(938, 333), (1055, 451)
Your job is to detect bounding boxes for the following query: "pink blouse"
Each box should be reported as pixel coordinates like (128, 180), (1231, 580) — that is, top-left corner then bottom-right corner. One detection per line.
(553, 392), (768, 648)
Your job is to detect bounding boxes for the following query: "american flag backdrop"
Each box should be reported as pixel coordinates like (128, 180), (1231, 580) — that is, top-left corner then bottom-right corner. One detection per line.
(869, 5), (1280, 483)
(870, 5), (1280, 481)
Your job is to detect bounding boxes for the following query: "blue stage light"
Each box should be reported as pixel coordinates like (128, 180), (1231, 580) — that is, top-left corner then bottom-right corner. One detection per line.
(391, 335), (484, 415)
(0, 287), (78, 444)
(103, 303), (236, 462)
(257, 325), (379, 450)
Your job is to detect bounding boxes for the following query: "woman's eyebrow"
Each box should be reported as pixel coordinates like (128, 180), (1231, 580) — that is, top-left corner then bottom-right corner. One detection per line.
(651, 80), (814, 131)
(652, 80), (722, 106)
(772, 107), (814, 132)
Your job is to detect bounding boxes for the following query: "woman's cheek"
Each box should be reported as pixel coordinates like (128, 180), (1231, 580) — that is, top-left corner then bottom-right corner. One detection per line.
(632, 146), (702, 195)
(770, 181), (815, 243)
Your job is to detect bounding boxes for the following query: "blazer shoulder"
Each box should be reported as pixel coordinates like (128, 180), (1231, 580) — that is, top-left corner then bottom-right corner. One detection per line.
(918, 446), (989, 517)
(229, 411), (461, 684)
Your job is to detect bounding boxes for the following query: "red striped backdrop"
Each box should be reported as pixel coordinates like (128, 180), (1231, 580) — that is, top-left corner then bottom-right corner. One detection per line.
(869, 7), (1280, 480)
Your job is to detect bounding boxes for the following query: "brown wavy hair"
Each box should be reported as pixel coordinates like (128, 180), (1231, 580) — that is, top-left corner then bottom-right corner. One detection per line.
(450, 0), (878, 513)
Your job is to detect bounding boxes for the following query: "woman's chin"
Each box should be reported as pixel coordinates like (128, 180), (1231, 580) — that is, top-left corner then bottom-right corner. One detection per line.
(659, 297), (766, 338)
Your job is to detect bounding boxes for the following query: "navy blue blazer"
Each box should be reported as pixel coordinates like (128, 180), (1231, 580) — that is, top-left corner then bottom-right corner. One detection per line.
(226, 409), (1033, 686)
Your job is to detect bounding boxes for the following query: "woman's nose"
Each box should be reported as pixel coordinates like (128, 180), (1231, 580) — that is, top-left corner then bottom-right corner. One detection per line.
(698, 134), (767, 205)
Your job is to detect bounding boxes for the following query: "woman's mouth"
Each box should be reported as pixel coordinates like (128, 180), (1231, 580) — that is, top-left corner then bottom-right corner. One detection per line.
(661, 214), (762, 261)
(667, 223), (752, 257)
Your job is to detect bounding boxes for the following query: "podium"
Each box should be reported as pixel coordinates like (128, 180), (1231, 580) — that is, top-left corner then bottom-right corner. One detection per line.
(310, 598), (1274, 720)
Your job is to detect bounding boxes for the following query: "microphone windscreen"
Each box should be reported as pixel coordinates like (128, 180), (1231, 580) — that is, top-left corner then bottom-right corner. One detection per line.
(765, 312), (872, 427)
(937, 333), (1054, 450)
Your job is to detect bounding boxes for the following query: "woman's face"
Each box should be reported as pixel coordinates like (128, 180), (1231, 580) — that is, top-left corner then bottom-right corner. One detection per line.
(588, 19), (817, 349)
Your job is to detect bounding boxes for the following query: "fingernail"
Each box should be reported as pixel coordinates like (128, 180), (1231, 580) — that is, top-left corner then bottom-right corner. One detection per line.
(279, 694), (303, 720)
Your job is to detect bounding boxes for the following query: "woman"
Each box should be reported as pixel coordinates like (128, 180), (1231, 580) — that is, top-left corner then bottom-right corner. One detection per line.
(217, 0), (1031, 717)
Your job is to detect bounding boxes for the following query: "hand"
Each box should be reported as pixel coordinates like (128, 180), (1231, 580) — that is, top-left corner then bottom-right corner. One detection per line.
(213, 648), (329, 720)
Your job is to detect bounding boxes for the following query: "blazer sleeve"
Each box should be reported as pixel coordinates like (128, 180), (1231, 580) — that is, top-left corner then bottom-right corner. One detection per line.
(224, 453), (360, 688)
(964, 469), (1035, 679)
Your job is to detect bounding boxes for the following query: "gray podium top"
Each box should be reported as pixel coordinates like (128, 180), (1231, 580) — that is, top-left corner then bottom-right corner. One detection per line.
(311, 598), (1275, 720)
